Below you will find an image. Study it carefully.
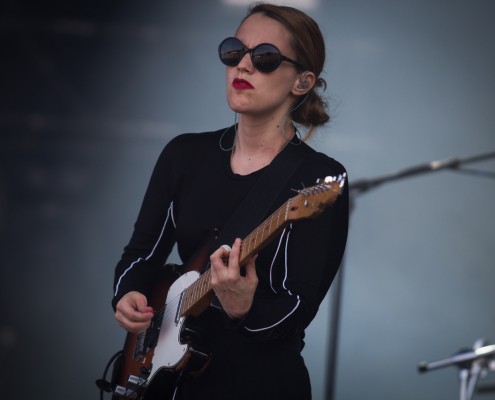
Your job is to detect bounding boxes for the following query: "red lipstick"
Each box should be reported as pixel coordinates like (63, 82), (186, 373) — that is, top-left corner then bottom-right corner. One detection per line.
(232, 78), (254, 89)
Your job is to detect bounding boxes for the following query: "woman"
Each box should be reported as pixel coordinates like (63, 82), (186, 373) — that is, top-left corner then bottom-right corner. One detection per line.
(112, 3), (349, 399)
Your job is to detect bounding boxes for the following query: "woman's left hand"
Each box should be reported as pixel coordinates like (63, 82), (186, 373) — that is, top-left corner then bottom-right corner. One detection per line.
(210, 238), (258, 320)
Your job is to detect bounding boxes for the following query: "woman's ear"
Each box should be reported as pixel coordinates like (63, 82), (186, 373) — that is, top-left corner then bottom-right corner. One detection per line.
(292, 71), (316, 95)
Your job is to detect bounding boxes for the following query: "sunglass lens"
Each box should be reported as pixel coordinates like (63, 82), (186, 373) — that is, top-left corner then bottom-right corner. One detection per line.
(252, 44), (282, 72)
(219, 38), (244, 67)
(218, 38), (284, 72)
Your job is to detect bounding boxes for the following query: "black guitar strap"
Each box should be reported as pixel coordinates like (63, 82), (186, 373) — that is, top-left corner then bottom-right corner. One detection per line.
(210, 129), (313, 252)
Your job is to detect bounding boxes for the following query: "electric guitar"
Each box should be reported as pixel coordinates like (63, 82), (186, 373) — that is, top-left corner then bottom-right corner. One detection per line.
(110, 174), (346, 399)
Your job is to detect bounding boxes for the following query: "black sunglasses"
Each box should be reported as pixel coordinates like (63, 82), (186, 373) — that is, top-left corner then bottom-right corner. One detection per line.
(218, 37), (307, 73)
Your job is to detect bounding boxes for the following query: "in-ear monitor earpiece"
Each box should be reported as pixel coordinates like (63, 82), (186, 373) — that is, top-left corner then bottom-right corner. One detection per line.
(298, 80), (309, 89)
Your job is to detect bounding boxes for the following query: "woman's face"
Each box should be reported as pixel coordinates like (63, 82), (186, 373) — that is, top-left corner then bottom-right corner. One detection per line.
(225, 13), (301, 120)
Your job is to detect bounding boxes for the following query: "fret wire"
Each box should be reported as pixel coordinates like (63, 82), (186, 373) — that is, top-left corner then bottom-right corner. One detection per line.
(192, 280), (197, 304)
(247, 231), (252, 251)
(268, 214), (273, 235)
(197, 275), (203, 298)
(183, 290), (189, 312)
(249, 228), (258, 247)
(279, 205), (284, 221)
(202, 273), (207, 295)
(189, 286), (194, 309)
(244, 236), (249, 257)
(239, 238), (245, 262)
(189, 285), (195, 311)
(207, 270), (212, 292)
(196, 275), (201, 297)
(182, 296), (186, 314)
(203, 270), (210, 294)
(197, 277), (202, 297)
(244, 235), (251, 260)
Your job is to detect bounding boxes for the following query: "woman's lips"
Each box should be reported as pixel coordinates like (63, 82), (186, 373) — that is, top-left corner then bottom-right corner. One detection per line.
(232, 78), (254, 89)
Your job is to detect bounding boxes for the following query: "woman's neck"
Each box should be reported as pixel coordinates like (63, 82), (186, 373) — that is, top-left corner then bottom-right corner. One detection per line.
(230, 115), (294, 176)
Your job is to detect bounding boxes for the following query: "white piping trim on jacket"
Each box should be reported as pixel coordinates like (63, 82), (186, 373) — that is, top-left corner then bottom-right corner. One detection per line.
(282, 226), (294, 295)
(269, 227), (287, 294)
(114, 201), (175, 297)
(246, 223), (301, 332)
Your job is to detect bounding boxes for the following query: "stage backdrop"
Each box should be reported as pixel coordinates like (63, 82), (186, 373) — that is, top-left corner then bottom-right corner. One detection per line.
(1, 1), (494, 399)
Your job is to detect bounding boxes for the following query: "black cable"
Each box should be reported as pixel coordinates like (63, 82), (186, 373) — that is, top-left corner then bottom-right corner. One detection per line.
(96, 350), (123, 400)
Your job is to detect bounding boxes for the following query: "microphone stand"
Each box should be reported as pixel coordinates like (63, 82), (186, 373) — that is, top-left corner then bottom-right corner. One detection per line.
(325, 151), (495, 400)
(348, 151), (495, 195)
(418, 339), (495, 400)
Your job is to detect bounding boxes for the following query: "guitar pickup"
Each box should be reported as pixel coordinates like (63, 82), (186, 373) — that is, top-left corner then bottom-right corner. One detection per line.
(142, 308), (165, 351)
(175, 292), (185, 324)
(132, 332), (146, 361)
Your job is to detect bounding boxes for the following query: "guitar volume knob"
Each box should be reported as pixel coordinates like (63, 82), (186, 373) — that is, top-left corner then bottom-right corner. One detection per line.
(127, 374), (147, 389)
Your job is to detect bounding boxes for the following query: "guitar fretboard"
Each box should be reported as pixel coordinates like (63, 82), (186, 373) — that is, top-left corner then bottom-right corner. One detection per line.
(180, 197), (294, 317)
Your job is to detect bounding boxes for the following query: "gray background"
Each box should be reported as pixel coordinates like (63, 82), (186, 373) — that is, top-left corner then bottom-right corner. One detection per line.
(1, 1), (494, 399)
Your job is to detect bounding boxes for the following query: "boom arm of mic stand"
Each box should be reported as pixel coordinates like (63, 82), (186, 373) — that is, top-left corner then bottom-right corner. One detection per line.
(418, 344), (495, 373)
(349, 157), (460, 195)
(349, 151), (495, 196)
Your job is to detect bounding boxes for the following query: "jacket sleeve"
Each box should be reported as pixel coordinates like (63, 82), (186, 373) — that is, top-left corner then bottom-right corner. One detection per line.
(112, 139), (182, 310)
(237, 165), (349, 341)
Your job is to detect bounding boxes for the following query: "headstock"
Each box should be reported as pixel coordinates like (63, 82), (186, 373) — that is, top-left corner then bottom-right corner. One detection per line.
(287, 174), (346, 221)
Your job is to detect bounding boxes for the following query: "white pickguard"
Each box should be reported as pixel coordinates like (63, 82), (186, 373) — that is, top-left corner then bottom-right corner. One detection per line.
(147, 270), (200, 380)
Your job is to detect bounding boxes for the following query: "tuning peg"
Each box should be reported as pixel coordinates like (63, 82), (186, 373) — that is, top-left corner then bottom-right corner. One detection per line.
(318, 173), (347, 186)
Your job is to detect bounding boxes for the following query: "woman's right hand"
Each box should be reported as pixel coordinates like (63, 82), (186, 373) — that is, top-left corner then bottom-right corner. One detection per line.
(115, 291), (154, 334)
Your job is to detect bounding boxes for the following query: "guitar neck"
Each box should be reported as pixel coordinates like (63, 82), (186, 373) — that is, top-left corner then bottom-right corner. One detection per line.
(238, 199), (292, 265)
(179, 176), (344, 318)
(180, 198), (293, 317)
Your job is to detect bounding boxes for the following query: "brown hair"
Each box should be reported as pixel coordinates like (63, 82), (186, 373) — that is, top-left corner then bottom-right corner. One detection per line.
(243, 3), (330, 139)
